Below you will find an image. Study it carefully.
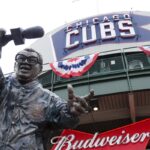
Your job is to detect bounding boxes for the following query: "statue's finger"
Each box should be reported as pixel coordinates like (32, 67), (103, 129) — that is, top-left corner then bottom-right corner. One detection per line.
(70, 102), (87, 116)
(84, 89), (94, 101)
(67, 84), (74, 100)
(76, 96), (89, 109)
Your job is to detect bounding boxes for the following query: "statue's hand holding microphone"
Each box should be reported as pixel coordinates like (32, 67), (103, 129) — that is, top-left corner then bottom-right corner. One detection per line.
(0, 26), (44, 58)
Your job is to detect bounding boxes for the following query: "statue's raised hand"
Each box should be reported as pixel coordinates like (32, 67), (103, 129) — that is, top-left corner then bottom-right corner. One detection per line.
(67, 84), (94, 116)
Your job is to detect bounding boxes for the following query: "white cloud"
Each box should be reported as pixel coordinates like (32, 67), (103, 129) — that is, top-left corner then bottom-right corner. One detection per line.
(0, 0), (150, 73)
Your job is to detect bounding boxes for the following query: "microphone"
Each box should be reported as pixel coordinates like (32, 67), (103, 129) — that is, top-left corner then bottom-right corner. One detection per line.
(0, 26), (44, 58)
(22, 26), (44, 39)
(10, 26), (45, 45)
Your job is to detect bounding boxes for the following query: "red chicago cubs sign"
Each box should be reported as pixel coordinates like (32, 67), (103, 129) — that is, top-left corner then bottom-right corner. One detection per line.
(51, 119), (150, 150)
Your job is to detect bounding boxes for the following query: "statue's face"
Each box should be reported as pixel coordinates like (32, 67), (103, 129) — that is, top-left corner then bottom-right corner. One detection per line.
(14, 50), (42, 84)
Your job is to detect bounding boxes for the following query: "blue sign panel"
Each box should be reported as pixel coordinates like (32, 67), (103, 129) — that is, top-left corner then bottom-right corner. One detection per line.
(51, 12), (150, 60)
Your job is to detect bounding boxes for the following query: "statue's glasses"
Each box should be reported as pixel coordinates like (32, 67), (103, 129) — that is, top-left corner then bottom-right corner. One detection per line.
(15, 54), (41, 65)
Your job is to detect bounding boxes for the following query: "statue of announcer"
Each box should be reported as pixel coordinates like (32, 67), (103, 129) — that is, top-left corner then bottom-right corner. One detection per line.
(0, 47), (94, 150)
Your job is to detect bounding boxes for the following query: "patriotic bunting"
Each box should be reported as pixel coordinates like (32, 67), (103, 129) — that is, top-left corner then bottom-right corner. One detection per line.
(139, 46), (150, 56)
(50, 53), (99, 78)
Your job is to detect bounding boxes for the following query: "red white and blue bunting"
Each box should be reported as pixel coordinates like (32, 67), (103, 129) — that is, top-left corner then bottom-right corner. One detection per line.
(139, 46), (150, 56)
(50, 53), (99, 78)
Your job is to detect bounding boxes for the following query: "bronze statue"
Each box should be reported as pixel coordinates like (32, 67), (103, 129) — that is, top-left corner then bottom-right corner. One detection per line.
(0, 29), (94, 150)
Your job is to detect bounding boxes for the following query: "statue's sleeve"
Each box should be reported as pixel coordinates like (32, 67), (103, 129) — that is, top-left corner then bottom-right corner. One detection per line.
(0, 67), (7, 105)
(0, 67), (5, 90)
(45, 91), (79, 129)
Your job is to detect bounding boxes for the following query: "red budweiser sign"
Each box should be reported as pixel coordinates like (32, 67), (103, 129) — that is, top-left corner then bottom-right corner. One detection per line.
(51, 119), (150, 150)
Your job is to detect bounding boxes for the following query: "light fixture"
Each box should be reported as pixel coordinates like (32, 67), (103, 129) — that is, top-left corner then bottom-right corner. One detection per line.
(89, 98), (99, 112)
(93, 106), (99, 111)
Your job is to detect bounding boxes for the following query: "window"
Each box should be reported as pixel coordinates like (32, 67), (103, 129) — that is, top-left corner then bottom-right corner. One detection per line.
(126, 53), (150, 70)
